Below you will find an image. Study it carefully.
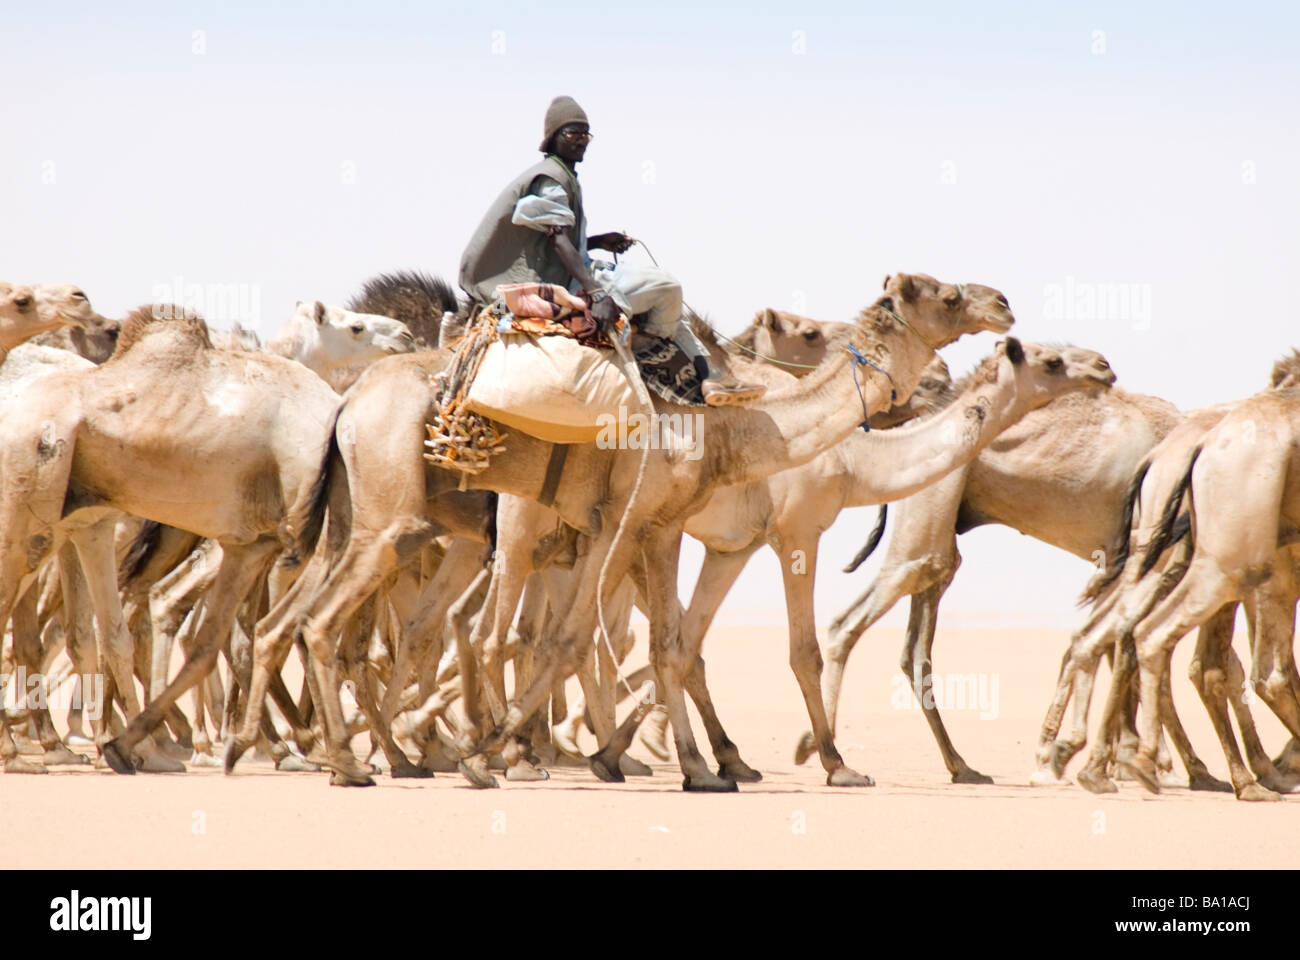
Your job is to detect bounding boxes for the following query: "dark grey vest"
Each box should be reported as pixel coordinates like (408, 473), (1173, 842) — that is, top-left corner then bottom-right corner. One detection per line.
(459, 156), (585, 304)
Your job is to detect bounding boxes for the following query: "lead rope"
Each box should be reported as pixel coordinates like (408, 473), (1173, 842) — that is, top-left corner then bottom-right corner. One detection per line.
(846, 344), (897, 433)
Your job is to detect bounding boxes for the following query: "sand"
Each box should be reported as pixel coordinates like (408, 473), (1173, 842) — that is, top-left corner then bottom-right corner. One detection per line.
(2, 624), (1297, 869)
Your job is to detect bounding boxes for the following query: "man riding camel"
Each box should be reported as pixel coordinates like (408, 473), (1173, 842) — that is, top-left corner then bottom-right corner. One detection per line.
(459, 95), (765, 406)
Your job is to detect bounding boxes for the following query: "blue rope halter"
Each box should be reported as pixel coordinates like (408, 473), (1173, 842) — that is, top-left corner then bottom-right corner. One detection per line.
(846, 344), (897, 433)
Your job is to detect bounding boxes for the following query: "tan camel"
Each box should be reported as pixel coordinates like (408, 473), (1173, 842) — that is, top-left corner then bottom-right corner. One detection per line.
(1036, 354), (1300, 794)
(227, 272), (1017, 789)
(428, 309), (865, 776)
(651, 341), (1117, 783)
(1074, 388), (1300, 801)
(0, 306), (345, 774)
(802, 386), (1181, 783)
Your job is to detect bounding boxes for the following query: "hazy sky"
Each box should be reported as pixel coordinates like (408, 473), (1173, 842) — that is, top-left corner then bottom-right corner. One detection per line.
(4, 2), (1299, 627)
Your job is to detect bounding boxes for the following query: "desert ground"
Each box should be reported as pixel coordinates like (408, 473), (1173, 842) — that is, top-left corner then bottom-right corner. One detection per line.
(2, 621), (1296, 870)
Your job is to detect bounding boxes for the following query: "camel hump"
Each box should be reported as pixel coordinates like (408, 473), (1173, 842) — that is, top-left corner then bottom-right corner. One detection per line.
(111, 305), (213, 359)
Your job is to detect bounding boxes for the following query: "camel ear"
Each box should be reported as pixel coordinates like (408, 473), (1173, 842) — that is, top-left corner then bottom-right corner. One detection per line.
(760, 308), (781, 332)
(881, 275), (891, 290)
(313, 301), (326, 325)
(895, 273), (918, 304)
(1005, 337), (1024, 365)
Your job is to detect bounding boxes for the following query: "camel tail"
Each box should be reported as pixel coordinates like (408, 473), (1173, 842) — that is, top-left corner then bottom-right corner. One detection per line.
(1138, 444), (1201, 579)
(1078, 460), (1151, 605)
(292, 405), (342, 560)
(843, 505), (888, 573)
(118, 519), (163, 586)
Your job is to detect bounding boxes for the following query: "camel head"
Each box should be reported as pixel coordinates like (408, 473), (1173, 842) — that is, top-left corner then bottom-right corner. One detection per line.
(0, 282), (89, 351)
(989, 339), (1116, 410)
(742, 309), (852, 375)
(880, 273), (1015, 348)
(291, 300), (417, 372)
(33, 283), (119, 363)
(844, 273), (1014, 405)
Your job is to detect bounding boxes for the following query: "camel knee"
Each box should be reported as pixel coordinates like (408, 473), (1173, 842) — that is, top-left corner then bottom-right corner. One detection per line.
(1261, 670), (1293, 707)
(789, 641), (823, 676)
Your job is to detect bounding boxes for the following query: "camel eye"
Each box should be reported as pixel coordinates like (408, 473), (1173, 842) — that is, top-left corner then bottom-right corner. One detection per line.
(1046, 357), (1063, 371)
(14, 296), (30, 308)
(802, 329), (820, 342)
(350, 323), (365, 335)
(944, 295), (960, 308)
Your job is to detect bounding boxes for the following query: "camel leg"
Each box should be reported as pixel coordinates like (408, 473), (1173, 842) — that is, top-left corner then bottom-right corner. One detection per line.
(104, 539), (280, 774)
(1128, 557), (1277, 801)
(380, 539), (480, 731)
(1221, 637), (1297, 792)
(634, 528), (735, 792)
(65, 519), (187, 773)
(672, 544), (763, 780)
(1181, 607), (1250, 792)
(56, 543), (98, 747)
(902, 582), (990, 784)
(11, 584), (87, 766)
(772, 536), (870, 786)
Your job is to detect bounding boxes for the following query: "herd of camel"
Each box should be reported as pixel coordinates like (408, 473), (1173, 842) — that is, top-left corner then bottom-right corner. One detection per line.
(0, 269), (1297, 800)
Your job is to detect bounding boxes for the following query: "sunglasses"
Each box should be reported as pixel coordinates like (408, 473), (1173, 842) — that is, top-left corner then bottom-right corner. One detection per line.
(558, 127), (593, 144)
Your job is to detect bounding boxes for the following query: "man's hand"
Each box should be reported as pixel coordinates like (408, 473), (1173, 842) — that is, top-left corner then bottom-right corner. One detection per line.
(589, 291), (622, 328)
(588, 232), (635, 254)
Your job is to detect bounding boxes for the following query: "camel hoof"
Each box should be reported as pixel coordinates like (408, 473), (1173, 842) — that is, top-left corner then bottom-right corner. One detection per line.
(1047, 740), (1078, 780)
(1187, 770), (1234, 793)
(589, 755), (625, 783)
(620, 755), (654, 777)
(190, 752), (224, 769)
(328, 771), (376, 787)
(718, 760), (762, 783)
(1118, 756), (1161, 795)
(3, 757), (48, 774)
(1076, 766), (1117, 794)
(505, 762), (549, 782)
(639, 726), (670, 762)
(951, 768), (994, 785)
(391, 761), (435, 779)
(223, 739), (251, 774)
(793, 731), (816, 766)
(457, 759), (499, 789)
(827, 766), (874, 787)
(1236, 782), (1282, 802)
(139, 751), (186, 773)
(683, 772), (739, 793)
(1028, 766), (1064, 786)
(43, 746), (91, 766)
(101, 740), (136, 776)
(274, 753), (320, 773)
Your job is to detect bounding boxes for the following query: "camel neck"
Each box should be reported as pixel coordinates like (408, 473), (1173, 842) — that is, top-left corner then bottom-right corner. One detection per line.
(838, 366), (1029, 507)
(712, 323), (915, 488)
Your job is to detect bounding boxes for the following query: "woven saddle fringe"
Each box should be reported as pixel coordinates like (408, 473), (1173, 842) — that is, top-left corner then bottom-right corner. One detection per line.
(424, 307), (507, 476)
